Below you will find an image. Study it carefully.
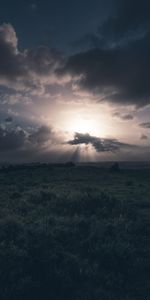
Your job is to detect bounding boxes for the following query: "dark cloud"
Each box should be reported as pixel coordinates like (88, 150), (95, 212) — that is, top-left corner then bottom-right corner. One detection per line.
(141, 134), (148, 140)
(0, 126), (26, 151)
(0, 124), (80, 163)
(1, 18), (150, 108)
(28, 125), (53, 145)
(67, 132), (133, 153)
(76, 0), (150, 50)
(139, 122), (150, 128)
(98, 0), (150, 46)
(0, 23), (26, 80)
(25, 46), (63, 76)
(0, 125), (55, 152)
(56, 0), (150, 108)
(0, 23), (63, 92)
(57, 33), (150, 107)
(113, 112), (134, 120)
(5, 116), (13, 123)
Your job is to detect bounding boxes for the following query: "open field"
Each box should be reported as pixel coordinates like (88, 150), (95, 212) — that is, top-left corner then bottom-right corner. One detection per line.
(0, 164), (150, 300)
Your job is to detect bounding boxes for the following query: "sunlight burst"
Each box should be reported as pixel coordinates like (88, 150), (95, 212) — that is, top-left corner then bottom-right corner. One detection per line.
(71, 118), (98, 134)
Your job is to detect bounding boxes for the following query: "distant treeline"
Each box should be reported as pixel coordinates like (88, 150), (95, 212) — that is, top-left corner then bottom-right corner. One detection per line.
(0, 162), (76, 172)
(0, 162), (123, 174)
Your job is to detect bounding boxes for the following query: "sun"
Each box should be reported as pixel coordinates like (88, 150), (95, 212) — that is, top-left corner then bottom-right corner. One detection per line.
(71, 117), (98, 134)
(57, 110), (107, 137)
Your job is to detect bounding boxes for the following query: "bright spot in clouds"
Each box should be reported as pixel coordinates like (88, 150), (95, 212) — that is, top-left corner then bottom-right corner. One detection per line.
(47, 105), (112, 138)
(71, 117), (98, 134)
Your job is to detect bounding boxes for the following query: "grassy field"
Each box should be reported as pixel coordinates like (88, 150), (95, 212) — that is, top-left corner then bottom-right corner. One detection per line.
(0, 164), (150, 300)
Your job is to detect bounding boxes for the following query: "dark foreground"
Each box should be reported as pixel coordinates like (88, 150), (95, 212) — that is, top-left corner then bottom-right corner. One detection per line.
(0, 164), (150, 300)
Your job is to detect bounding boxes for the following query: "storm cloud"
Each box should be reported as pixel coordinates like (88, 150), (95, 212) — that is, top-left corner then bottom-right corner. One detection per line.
(0, 126), (26, 151)
(28, 125), (53, 145)
(0, 124), (56, 152)
(57, 34), (150, 107)
(0, 123), (73, 163)
(139, 122), (150, 129)
(113, 112), (134, 120)
(99, 0), (150, 46)
(56, 0), (150, 108)
(0, 23), (63, 92)
(67, 132), (133, 153)
(1, 14), (150, 108)
(141, 134), (148, 140)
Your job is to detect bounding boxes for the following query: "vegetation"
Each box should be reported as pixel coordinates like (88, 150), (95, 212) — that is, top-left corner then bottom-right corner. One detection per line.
(0, 164), (150, 300)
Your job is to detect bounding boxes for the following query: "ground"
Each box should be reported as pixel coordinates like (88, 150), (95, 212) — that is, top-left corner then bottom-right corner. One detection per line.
(0, 164), (150, 300)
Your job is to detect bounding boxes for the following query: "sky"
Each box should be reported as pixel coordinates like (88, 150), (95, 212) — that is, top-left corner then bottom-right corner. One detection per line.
(0, 0), (150, 163)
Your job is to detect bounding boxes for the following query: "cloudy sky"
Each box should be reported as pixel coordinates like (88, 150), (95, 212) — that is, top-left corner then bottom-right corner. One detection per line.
(0, 0), (150, 163)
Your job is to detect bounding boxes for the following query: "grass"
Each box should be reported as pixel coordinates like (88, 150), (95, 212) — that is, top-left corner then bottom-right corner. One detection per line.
(0, 165), (150, 300)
